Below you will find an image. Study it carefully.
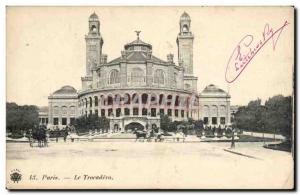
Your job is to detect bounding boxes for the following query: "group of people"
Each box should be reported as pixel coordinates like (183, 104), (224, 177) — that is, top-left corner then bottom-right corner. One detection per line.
(27, 125), (49, 147)
(25, 124), (237, 147)
(27, 125), (73, 147)
(201, 125), (236, 137)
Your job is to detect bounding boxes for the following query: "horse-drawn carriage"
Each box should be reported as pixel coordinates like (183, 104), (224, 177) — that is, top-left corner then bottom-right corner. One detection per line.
(29, 127), (48, 147)
(28, 125), (70, 147)
(133, 129), (185, 142)
(133, 130), (163, 142)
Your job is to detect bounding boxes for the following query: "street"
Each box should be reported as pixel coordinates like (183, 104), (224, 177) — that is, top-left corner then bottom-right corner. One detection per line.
(6, 141), (294, 189)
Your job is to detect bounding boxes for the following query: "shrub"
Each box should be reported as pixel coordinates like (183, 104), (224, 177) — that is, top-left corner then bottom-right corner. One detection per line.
(225, 128), (233, 138)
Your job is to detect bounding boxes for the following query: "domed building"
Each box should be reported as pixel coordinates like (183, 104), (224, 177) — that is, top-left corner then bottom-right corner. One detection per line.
(48, 86), (78, 127)
(199, 84), (231, 128)
(45, 12), (231, 130)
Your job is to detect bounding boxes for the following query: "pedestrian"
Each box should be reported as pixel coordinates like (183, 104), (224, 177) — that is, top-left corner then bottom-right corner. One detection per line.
(63, 133), (67, 142)
(29, 129), (33, 147)
(231, 128), (235, 149)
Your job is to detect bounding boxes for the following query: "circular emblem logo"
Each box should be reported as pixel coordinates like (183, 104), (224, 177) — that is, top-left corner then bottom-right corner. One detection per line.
(10, 169), (22, 183)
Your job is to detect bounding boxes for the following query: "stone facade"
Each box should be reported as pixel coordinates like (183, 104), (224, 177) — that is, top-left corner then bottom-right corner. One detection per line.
(45, 12), (231, 130)
(199, 84), (231, 128)
(47, 86), (78, 128)
(76, 12), (200, 131)
(38, 106), (49, 126)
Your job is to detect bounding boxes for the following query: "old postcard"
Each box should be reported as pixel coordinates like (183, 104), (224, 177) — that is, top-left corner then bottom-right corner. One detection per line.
(6, 6), (294, 189)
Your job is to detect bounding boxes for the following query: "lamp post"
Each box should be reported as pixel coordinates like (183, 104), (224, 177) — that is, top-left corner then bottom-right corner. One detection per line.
(262, 124), (265, 145)
(230, 121), (236, 149)
(230, 128), (235, 149)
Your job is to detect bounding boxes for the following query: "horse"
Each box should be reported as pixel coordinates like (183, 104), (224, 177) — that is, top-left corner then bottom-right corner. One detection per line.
(31, 128), (48, 147)
(133, 130), (147, 142)
(154, 132), (164, 142)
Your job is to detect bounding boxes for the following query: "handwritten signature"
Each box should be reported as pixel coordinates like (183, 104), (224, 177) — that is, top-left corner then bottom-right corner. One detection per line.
(225, 20), (289, 83)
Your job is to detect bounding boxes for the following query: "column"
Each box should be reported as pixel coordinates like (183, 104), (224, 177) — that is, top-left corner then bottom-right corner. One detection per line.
(146, 61), (153, 86)
(120, 99), (124, 116)
(49, 101), (53, 125)
(208, 117), (211, 126)
(67, 117), (70, 125)
(227, 100), (231, 125)
(138, 94), (142, 116)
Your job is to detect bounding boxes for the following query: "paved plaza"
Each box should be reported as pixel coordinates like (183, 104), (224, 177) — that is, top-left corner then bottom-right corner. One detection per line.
(6, 141), (293, 189)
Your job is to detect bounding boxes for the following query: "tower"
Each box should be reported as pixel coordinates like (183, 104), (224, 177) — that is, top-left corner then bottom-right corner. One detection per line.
(176, 12), (194, 75)
(85, 12), (104, 77)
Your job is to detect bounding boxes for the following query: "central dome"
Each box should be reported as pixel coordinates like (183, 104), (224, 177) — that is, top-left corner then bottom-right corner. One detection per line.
(124, 38), (152, 52)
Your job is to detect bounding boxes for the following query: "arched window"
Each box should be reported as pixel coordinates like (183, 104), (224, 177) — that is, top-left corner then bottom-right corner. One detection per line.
(159, 94), (165, 105)
(142, 94), (148, 104)
(61, 106), (67, 116)
(149, 94), (158, 105)
(182, 24), (189, 33)
(203, 105), (209, 116)
(131, 68), (144, 83)
(211, 105), (218, 117)
(154, 69), (165, 85)
(107, 95), (113, 106)
(89, 97), (92, 107)
(175, 96), (180, 107)
(220, 105), (226, 116)
(132, 93), (139, 104)
(69, 106), (76, 115)
(53, 106), (59, 115)
(167, 95), (173, 106)
(109, 69), (120, 84)
(94, 96), (98, 107)
(114, 94), (121, 105)
(124, 93), (131, 105)
(91, 25), (97, 32)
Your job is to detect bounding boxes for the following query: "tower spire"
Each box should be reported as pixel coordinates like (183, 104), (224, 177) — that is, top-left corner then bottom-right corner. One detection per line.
(85, 12), (103, 77)
(177, 12), (194, 75)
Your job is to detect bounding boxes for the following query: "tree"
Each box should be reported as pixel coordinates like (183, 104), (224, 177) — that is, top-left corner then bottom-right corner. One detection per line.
(194, 120), (204, 130)
(6, 102), (20, 132)
(234, 95), (292, 139)
(73, 114), (110, 133)
(99, 116), (110, 130)
(160, 114), (172, 132)
(235, 99), (263, 131)
(6, 102), (39, 134)
(264, 95), (292, 139)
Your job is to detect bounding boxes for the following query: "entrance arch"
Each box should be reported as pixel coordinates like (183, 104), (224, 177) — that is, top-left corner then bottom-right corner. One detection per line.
(125, 122), (144, 131)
